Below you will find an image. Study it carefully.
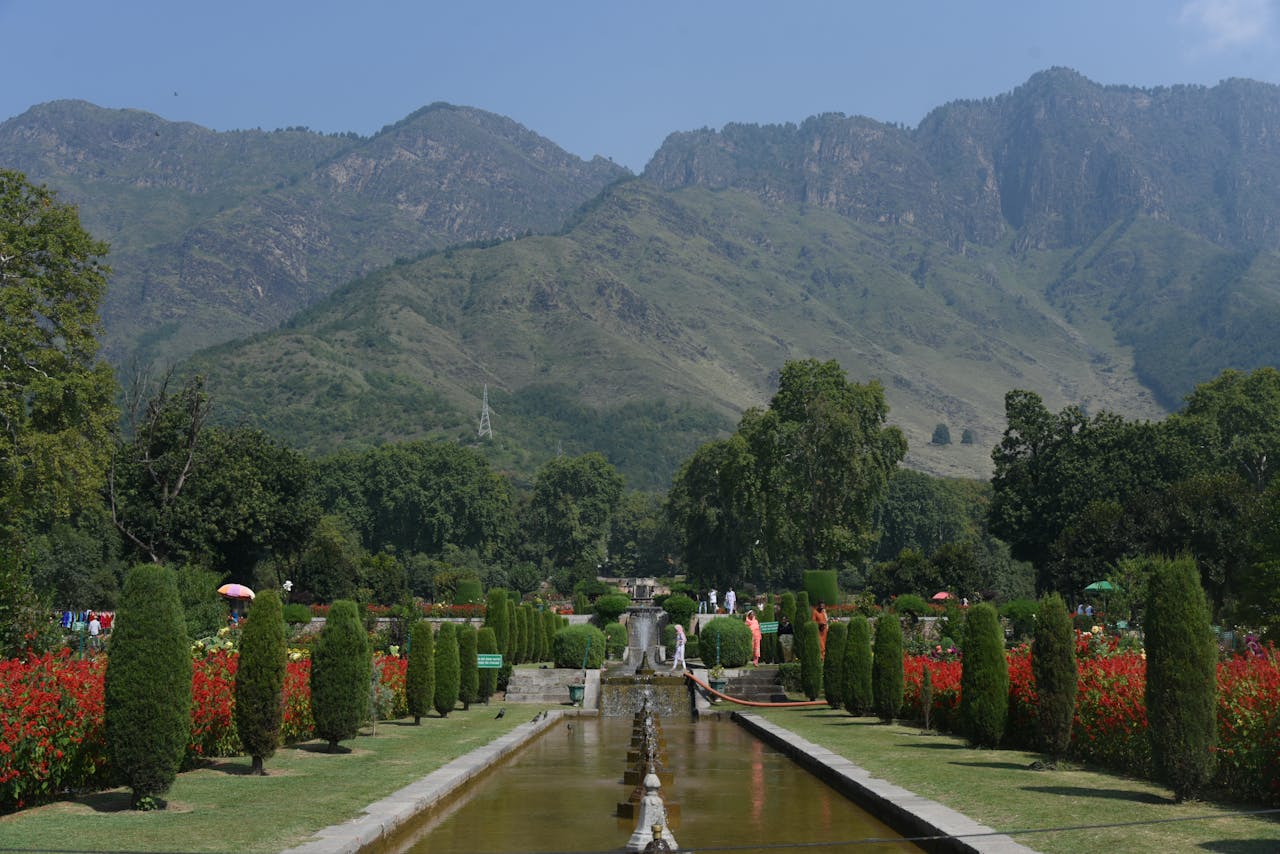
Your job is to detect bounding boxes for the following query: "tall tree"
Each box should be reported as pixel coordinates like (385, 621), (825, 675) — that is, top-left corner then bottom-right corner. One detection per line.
(1145, 555), (1217, 802)
(234, 589), (286, 775)
(527, 452), (624, 568)
(310, 599), (371, 751)
(959, 603), (1008, 747)
(0, 171), (117, 543)
(104, 564), (191, 808)
(1032, 592), (1076, 765)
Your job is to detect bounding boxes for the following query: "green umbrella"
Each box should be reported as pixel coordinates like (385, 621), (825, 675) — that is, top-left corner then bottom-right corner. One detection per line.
(1083, 581), (1116, 593)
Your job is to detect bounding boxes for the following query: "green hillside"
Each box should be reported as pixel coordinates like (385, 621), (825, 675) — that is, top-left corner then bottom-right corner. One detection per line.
(190, 180), (1172, 487)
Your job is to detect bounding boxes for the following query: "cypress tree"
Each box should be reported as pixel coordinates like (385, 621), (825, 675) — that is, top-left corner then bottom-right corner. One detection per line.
(104, 564), (192, 809)
(843, 614), (874, 716)
(823, 621), (848, 709)
(760, 603), (777, 663)
(1032, 592), (1076, 764)
(1145, 556), (1217, 802)
(234, 589), (286, 775)
(541, 610), (557, 663)
(799, 621), (823, 700)
(780, 591), (797, 626)
(405, 621), (435, 724)
(505, 599), (517, 661)
(872, 612), (904, 722)
(484, 588), (510, 656)
(477, 626), (499, 703)
(573, 591), (590, 616)
(311, 599), (371, 751)
(794, 591), (811, 636)
(517, 605), (532, 664)
(960, 603), (1008, 747)
(434, 622), (460, 717)
(457, 623), (479, 711)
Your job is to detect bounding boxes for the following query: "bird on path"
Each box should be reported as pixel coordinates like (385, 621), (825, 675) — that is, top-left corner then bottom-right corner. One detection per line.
(494, 708), (505, 719)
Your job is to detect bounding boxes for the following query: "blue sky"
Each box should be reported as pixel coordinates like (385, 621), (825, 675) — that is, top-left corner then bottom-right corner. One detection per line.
(4, 0), (1278, 171)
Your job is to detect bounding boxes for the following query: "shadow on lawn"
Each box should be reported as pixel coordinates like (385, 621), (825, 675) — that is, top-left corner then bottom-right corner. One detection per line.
(202, 759), (257, 775)
(1022, 785), (1171, 805)
(893, 741), (966, 750)
(950, 760), (1032, 771)
(73, 791), (157, 813)
(1200, 841), (1280, 853)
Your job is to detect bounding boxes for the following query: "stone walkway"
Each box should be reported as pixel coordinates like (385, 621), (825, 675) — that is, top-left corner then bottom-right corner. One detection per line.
(284, 709), (1039, 854)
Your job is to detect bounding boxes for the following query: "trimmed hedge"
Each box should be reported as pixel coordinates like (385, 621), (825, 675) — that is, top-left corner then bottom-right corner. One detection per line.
(662, 593), (697, 629)
(594, 593), (631, 624)
(456, 623), (479, 711)
(699, 617), (751, 668)
(803, 570), (839, 608)
(1032, 592), (1076, 760)
(604, 622), (627, 659)
(799, 621), (823, 700)
(282, 603), (313, 625)
(104, 564), (192, 808)
(823, 621), (848, 709)
(554, 624), (606, 669)
(454, 577), (483, 605)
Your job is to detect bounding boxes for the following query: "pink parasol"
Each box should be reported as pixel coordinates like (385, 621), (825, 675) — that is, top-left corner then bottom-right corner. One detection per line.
(930, 591), (953, 601)
(217, 583), (256, 600)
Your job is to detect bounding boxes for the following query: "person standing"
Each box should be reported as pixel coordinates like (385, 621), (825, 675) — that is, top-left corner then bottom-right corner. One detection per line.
(777, 615), (794, 662)
(671, 623), (687, 671)
(87, 612), (102, 651)
(745, 610), (762, 666)
(708, 588), (718, 614)
(725, 587), (737, 615)
(812, 601), (829, 658)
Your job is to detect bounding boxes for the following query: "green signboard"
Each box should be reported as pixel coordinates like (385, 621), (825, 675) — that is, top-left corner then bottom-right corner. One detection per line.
(477, 654), (503, 669)
(759, 621), (779, 634)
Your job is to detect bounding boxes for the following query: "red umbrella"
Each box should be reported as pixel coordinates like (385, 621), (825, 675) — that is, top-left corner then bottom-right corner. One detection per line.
(217, 583), (256, 600)
(931, 591), (953, 601)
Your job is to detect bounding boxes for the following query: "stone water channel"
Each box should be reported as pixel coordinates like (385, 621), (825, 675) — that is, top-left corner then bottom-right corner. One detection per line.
(391, 713), (919, 853)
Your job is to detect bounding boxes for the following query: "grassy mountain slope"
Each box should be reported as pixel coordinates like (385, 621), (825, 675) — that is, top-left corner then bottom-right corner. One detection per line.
(190, 180), (1167, 486)
(0, 101), (628, 365)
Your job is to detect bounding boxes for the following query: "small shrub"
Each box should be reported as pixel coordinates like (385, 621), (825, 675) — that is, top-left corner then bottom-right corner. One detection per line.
(892, 594), (931, 619)
(699, 617), (752, 668)
(778, 662), (802, 693)
(662, 593), (697, 628)
(454, 577), (483, 605)
(310, 600), (371, 751)
(573, 592), (590, 615)
(554, 624), (606, 669)
(433, 622), (460, 717)
(604, 622), (627, 659)
(872, 613), (904, 722)
(960, 603), (1008, 747)
(405, 621), (435, 723)
(1000, 598), (1039, 642)
(282, 603), (313, 625)
(594, 593), (631, 624)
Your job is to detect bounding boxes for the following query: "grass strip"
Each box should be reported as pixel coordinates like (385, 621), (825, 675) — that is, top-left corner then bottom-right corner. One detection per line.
(755, 708), (1280, 853)
(0, 705), (562, 853)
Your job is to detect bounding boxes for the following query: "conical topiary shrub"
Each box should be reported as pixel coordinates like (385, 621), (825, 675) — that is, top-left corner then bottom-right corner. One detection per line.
(871, 613), (904, 722)
(823, 621), (848, 709)
(234, 589), (286, 775)
(310, 599), (371, 751)
(843, 614), (874, 716)
(104, 564), (192, 808)
(1145, 555), (1217, 802)
(434, 622), (460, 717)
(799, 621), (823, 700)
(484, 588), (510, 653)
(1032, 592), (1076, 764)
(477, 626), (499, 703)
(457, 623), (479, 711)
(406, 620), (436, 724)
(960, 603), (1008, 747)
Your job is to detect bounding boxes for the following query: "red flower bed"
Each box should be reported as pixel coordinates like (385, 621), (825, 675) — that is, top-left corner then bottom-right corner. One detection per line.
(1, 650), (408, 813)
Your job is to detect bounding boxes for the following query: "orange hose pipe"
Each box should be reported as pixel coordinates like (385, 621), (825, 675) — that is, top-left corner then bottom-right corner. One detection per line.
(684, 671), (829, 708)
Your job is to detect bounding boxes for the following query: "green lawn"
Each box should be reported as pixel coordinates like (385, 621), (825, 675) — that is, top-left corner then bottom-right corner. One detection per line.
(0, 706), (561, 854)
(755, 707), (1280, 853)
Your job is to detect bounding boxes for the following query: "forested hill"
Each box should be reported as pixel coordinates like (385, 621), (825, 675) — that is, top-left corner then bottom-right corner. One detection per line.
(0, 100), (629, 366)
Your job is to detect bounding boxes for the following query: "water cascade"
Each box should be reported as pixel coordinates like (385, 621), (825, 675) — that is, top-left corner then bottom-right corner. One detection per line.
(601, 596), (690, 717)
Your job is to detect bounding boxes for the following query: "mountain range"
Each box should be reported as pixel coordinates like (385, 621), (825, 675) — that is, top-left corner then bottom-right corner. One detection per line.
(5, 68), (1280, 487)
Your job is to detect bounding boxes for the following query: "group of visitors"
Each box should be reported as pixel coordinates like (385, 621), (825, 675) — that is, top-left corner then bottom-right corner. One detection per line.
(673, 598), (832, 670)
(698, 587), (740, 614)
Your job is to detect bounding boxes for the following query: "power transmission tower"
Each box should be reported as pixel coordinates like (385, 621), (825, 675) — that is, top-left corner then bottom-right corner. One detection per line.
(478, 384), (493, 439)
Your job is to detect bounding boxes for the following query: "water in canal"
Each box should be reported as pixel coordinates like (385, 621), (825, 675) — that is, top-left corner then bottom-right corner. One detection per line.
(400, 715), (920, 853)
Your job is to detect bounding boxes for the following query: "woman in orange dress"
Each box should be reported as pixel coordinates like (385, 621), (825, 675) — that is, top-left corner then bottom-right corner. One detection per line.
(745, 610), (763, 666)
(812, 601), (829, 658)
